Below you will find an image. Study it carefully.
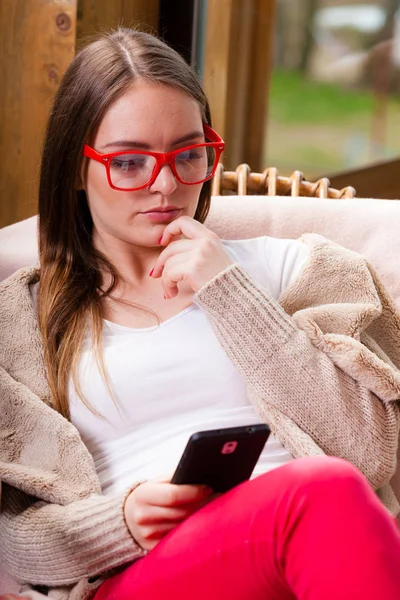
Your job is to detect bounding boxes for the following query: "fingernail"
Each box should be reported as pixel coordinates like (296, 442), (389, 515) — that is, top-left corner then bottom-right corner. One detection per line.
(164, 294), (167, 300)
(149, 268), (154, 277)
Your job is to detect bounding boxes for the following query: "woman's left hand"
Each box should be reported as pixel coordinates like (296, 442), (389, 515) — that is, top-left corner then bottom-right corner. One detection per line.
(150, 217), (233, 298)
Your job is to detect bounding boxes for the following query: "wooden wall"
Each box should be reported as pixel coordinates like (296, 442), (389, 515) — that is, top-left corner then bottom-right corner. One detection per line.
(329, 159), (400, 200)
(76, 0), (159, 49)
(0, 0), (78, 228)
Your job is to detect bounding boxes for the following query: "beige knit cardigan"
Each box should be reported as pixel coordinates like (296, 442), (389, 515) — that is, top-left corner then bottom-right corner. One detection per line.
(1, 234), (400, 600)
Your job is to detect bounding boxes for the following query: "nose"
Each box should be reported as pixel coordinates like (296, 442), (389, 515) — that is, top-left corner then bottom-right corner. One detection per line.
(149, 164), (178, 196)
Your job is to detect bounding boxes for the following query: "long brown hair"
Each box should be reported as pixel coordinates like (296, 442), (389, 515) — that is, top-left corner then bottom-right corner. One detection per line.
(38, 29), (213, 419)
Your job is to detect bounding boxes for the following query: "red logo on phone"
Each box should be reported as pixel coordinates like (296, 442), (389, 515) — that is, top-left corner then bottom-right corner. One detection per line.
(221, 441), (238, 454)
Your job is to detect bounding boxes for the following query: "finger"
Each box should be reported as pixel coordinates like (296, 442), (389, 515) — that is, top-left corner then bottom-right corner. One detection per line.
(139, 523), (179, 550)
(151, 239), (193, 279)
(135, 503), (203, 525)
(160, 253), (193, 299)
(144, 482), (213, 507)
(160, 216), (214, 246)
(143, 522), (182, 540)
(158, 231), (183, 247)
(139, 496), (212, 545)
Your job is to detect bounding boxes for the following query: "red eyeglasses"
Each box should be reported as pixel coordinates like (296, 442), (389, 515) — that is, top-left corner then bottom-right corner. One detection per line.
(83, 124), (225, 191)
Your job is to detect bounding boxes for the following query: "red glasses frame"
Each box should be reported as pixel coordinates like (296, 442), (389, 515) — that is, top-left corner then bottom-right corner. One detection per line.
(83, 124), (225, 191)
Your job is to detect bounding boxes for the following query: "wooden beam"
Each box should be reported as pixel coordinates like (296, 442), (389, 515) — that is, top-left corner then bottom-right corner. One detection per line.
(202, 0), (234, 140)
(77, 0), (160, 48)
(246, 0), (276, 171)
(328, 158), (400, 200)
(0, 0), (78, 228)
(203, 0), (276, 171)
(225, 1), (254, 169)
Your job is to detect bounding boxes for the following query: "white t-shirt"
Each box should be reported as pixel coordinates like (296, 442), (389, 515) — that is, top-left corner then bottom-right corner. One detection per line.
(67, 236), (309, 495)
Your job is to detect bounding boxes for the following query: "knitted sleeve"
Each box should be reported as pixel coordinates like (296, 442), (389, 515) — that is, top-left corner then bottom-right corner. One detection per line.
(0, 483), (145, 587)
(0, 366), (145, 586)
(194, 261), (400, 491)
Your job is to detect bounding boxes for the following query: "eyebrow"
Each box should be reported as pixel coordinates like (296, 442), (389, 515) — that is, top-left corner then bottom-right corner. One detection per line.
(101, 130), (205, 151)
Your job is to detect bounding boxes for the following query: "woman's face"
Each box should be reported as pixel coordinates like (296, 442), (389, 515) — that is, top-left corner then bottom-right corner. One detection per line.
(83, 80), (205, 250)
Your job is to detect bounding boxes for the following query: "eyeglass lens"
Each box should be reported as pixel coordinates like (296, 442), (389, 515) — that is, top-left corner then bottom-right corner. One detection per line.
(109, 145), (217, 189)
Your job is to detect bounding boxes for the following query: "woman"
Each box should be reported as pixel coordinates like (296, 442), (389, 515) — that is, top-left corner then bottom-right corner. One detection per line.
(1, 28), (400, 600)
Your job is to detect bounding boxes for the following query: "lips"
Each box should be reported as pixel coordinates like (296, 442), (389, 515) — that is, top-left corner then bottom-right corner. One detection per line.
(142, 206), (180, 214)
(140, 207), (181, 222)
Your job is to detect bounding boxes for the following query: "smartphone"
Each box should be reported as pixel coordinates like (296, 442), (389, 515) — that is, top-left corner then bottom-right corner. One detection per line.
(171, 424), (271, 493)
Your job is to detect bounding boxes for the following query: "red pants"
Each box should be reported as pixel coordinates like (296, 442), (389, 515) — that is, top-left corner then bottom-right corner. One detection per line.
(95, 457), (400, 600)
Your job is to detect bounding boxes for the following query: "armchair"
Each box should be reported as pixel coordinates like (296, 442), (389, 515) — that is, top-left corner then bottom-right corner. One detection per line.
(1, 168), (399, 596)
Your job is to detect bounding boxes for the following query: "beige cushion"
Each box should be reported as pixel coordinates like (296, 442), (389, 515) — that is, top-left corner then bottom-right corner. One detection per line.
(205, 196), (400, 308)
(0, 215), (39, 282)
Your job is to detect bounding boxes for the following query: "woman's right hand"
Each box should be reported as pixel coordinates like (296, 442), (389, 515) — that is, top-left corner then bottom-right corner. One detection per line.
(124, 481), (213, 551)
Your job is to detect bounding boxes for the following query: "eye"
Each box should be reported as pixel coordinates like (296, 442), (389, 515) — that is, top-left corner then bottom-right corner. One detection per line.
(110, 154), (148, 172)
(176, 147), (205, 162)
